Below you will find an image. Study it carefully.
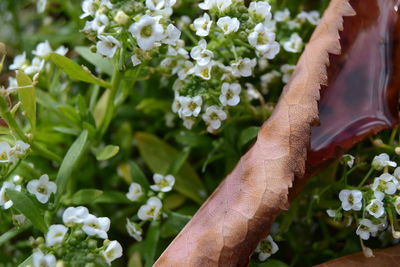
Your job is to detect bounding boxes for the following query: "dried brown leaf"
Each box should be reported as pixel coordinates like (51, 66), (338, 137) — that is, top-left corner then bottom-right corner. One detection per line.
(154, 1), (355, 266)
(314, 245), (400, 267)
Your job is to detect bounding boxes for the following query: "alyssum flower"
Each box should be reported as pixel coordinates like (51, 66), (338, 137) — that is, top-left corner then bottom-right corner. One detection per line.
(27, 174), (57, 204)
(126, 182), (144, 202)
(138, 197), (163, 221)
(0, 182), (21, 209)
(45, 224), (68, 247)
(82, 214), (111, 239)
(255, 235), (279, 261)
(150, 173), (175, 192)
(102, 240), (123, 265)
(339, 189), (363, 211)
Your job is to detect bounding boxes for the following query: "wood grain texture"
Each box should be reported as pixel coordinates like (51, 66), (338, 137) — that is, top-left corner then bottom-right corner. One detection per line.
(154, 1), (355, 266)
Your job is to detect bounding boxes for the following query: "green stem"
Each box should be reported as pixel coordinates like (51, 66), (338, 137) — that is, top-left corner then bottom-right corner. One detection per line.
(358, 168), (374, 187)
(0, 95), (28, 143)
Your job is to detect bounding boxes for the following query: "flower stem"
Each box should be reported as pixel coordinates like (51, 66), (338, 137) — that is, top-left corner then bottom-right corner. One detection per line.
(358, 168), (374, 187)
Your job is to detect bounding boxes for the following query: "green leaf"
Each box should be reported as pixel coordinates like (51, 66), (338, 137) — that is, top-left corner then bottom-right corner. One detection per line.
(136, 98), (170, 114)
(167, 149), (190, 175)
(143, 221), (160, 267)
(163, 193), (186, 210)
(18, 255), (33, 267)
(238, 126), (260, 148)
(250, 260), (289, 267)
(135, 132), (206, 204)
(128, 252), (143, 267)
(93, 191), (132, 204)
(95, 145), (120, 161)
(75, 46), (113, 76)
(70, 189), (103, 205)
(16, 71), (36, 132)
(48, 53), (110, 87)
(160, 212), (190, 238)
(0, 223), (30, 247)
(55, 130), (89, 205)
(6, 189), (47, 233)
(129, 161), (150, 188)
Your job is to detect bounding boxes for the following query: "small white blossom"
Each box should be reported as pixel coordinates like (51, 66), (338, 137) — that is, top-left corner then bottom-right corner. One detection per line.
(129, 15), (164, 51)
(32, 41), (52, 57)
(114, 10), (130, 25)
(138, 197), (162, 221)
(146, 0), (176, 10)
(63, 206), (90, 225)
(188, 62), (213, 80)
(199, 0), (231, 12)
(12, 214), (26, 226)
(274, 9), (290, 22)
(255, 235), (279, 261)
(177, 60), (194, 80)
(126, 219), (142, 241)
(37, 0), (47, 13)
(163, 24), (181, 46)
(102, 240), (123, 265)
(12, 141), (30, 159)
(89, 13), (109, 34)
(193, 13), (213, 37)
(45, 224), (68, 247)
(326, 209), (336, 218)
(342, 154), (355, 168)
(190, 39), (213, 66)
(231, 58), (256, 77)
(183, 117), (196, 130)
(297, 11), (320, 25)
(356, 219), (378, 240)
(81, 0), (96, 18)
(126, 183), (144, 202)
(7, 77), (18, 90)
(339, 189), (363, 211)
(82, 214), (110, 239)
(55, 46), (69, 56)
(180, 96), (203, 117)
(261, 70), (281, 92)
(32, 251), (56, 267)
(248, 24), (275, 52)
(131, 55), (142, 67)
(217, 17), (239, 35)
(0, 182), (21, 209)
(280, 64), (296, 83)
(150, 174), (175, 192)
(96, 35), (121, 58)
(9, 52), (26, 70)
(24, 57), (45, 75)
(366, 199), (385, 218)
(249, 2), (272, 22)
(202, 106), (227, 132)
(394, 197), (400, 215)
(220, 83), (241, 106)
(372, 173), (399, 195)
(27, 174), (57, 204)
(283, 33), (303, 53)
(372, 153), (397, 170)
(0, 142), (12, 163)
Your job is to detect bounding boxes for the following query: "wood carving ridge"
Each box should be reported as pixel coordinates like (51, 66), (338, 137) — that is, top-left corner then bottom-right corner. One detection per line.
(153, 1), (356, 266)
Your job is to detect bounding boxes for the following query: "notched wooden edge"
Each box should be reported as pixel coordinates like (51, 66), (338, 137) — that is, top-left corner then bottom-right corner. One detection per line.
(154, 1), (356, 266)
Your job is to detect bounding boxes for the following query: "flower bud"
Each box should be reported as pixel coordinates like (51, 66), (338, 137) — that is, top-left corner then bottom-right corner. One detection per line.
(114, 10), (130, 25)
(395, 147), (400, 155)
(88, 239), (98, 249)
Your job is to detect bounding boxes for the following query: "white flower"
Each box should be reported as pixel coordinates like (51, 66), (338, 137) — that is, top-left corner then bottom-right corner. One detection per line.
(7, 77), (18, 90)
(129, 15), (164, 51)
(255, 235), (279, 261)
(24, 57), (45, 75)
(280, 64), (296, 83)
(180, 96), (203, 117)
(96, 35), (121, 58)
(261, 70), (281, 92)
(114, 10), (130, 25)
(37, 0), (47, 13)
(126, 219), (142, 241)
(274, 9), (290, 22)
(339, 189), (363, 211)
(188, 62), (213, 80)
(259, 42), (280, 60)
(394, 197), (400, 215)
(126, 183), (144, 202)
(231, 58), (256, 77)
(283, 33), (303, 53)
(12, 214), (26, 226)
(45, 224), (68, 247)
(220, 83), (241, 106)
(342, 154), (355, 168)
(297, 11), (320, 25)
(326, 209), (336, 218)
(55, 46), (69, 56)
(356, 219), (378, 240)
(81, 0), (96, 18)
(202, 106), (227, 132)
(9, 52), (26, 70)
(217, 17), (239, 35)
(199, 0), (231, 12)
(372, 173), (399, 195)
(163, 24), (181, 46)
(63, 206), (89, 225)
(190, 39), (213, 66)
(150, 174), (175, 192)
(102, 240), (123, 265)
(394, 167), (400, 180)
(0, 182), (21, 209)
(32, 251), (56, 267)
(131, 55), (142, 66)
(372, 153), (397, 170)
(90, 12), (109, 34)
(245, 83), (260, 100)
(11, 141), (30, 159)
(32, 41), (52, 57)
(138, 197), (162, 221)
(193, 13), (213, 37)
(248, 24), (277, 54)
(199, 0), (216, 10)
(183, 117), (196, 130)
(82, 214), (110, 239)
(27, 174), (57, 204)
(366, 199), (385, 218)
(177, 60), (194, 80)
(146, 0), (176, 10)
(248, 2), (272, 22)
(0, 142), (12, 163)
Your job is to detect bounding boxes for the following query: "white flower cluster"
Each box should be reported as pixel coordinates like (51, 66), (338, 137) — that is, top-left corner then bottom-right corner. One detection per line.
(31, 206), (122, 267)
(0, 140), (30, 165)
(329, 153), (400, 241)
(255, 235), (279, 261)
(125, 173), (175, 241)
(7, 40), (67, 84)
